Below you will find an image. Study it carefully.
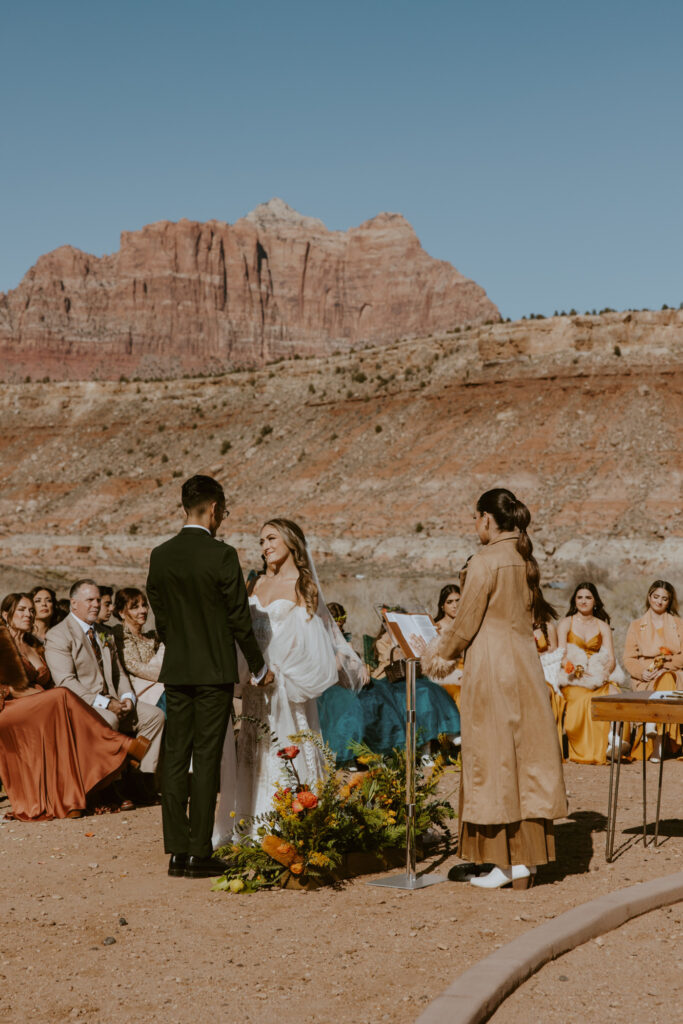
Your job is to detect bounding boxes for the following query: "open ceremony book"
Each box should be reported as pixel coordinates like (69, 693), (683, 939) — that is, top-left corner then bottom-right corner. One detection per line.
(382, 610), (438, 659)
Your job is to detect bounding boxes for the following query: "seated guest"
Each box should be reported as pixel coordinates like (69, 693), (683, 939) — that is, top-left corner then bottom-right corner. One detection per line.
(430, 585), (464, 707)
(0, 598), (148, 821)
(317, 602), (369, 767)
(97, 586), (115, 626)
(533, 592), (565, 754)
(113, 587), (166, 712)
(44, 579), (164, 801)
(29, 586), (64, 643)
(624, 580), (683, 762)
(371, 609), (461, 759)
(56, 597), (71, 619)
(2, 593), (51, 687)
(556, 582), (624, 764)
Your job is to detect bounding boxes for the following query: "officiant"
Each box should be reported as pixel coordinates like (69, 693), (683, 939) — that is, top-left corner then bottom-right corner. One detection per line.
(423, 488), (567, 890)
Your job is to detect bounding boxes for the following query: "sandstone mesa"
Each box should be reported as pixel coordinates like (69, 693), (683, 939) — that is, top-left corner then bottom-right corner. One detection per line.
(0, 198), (499, 380)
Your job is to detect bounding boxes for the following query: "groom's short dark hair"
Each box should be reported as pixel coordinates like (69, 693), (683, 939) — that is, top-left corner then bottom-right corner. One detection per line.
(182, 475), (225, 513)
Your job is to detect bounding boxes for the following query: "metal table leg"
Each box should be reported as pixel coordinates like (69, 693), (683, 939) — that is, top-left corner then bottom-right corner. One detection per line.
(605, 720), (624, 862)
(654, 724), (667, 847)
(642, 722), (648, 848)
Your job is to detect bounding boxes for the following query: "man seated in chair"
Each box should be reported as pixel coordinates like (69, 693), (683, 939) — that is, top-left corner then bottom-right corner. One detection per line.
(45, 578), (164, 804)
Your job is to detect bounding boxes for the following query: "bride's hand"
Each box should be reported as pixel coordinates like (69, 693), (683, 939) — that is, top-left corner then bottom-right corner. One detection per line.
(255, 669), (274, 688)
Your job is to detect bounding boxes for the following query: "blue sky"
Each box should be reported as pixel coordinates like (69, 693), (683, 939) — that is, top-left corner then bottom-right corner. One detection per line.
(2, 0), (682, 319)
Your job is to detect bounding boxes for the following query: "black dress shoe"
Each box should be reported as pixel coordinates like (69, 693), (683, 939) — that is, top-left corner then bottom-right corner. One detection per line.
(168, 854), (188, 877)
(184, 855), (229, 879)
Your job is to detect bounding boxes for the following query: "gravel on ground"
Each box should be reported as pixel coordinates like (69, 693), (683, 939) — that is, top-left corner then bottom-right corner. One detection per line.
(1, 760), (681, 1024)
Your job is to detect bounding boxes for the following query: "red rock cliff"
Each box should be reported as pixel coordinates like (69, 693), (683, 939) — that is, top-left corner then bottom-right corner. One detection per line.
(0, 198), (498, 379)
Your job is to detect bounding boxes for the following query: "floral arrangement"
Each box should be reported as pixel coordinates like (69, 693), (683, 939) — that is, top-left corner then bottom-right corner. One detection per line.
(96, 630), (116, 651)
(563, 660), (585, 680)
(648, 646), (673, 673)
(213, 732), (455, 893)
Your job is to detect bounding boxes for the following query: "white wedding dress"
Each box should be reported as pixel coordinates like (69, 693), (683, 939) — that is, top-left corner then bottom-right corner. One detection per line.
(213, 594), (338, 846)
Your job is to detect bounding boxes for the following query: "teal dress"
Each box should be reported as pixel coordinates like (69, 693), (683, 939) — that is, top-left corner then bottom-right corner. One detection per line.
(318, 683), (368, 766)
(317, 630), (405, 763)
(318, 634), (461, 763)
(386, 674), (461, 746)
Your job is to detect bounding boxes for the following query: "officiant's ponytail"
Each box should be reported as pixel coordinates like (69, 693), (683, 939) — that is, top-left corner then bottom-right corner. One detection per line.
(263, 518), (318, 619)
(476, 488), (545, 621)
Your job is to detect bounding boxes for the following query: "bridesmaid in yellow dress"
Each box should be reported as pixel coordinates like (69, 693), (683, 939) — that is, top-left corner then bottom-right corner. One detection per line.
(623, 580), (683, 762)
(533, 597), (564, 754)
(556, 582), (623, 765)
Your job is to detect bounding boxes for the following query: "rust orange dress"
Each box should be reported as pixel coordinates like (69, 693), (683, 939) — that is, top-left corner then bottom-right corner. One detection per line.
(0, 655), (133, 821)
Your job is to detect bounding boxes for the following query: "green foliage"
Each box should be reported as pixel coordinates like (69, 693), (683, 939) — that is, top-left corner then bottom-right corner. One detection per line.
(213, 731), (455, 894)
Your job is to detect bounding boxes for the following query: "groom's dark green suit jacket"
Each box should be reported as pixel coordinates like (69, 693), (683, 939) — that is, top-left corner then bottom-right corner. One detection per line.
(146, 527), (264, 686)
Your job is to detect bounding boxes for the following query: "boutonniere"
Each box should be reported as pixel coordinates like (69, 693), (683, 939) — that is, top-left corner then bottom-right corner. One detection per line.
(97, 631), (115, 651)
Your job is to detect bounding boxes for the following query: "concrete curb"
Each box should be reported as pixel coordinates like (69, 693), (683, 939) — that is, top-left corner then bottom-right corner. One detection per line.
(415, 871), (683, 1024)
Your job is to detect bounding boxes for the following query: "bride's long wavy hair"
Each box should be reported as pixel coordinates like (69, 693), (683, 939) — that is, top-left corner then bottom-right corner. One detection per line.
(263, 518), (318, 619)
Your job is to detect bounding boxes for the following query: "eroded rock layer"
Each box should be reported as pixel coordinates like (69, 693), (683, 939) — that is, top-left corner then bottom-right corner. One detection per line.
(0, 199), (499, 379)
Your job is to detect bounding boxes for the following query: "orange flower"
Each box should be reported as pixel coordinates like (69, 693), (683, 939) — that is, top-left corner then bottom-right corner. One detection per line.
(564, 661), (574, 675)
(277, 745), (300, 760)
(262, 835), (300, 868)
(289, 862), (304, 875)
(298, 791), (318, 810)
(659, 647), (673, 656)
(291, 798), (304, 813)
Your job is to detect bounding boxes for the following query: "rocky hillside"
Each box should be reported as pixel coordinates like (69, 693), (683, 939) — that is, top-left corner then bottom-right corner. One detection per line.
(1, 309), (681, 640)
(0, 199), (498, 380)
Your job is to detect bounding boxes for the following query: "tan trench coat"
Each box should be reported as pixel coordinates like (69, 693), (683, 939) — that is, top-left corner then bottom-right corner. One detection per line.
(623, 612), (683, 690)
(433, 533), (567, 826)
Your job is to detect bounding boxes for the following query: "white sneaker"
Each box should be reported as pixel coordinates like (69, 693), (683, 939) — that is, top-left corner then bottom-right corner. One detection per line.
(469, 865), (536, 890)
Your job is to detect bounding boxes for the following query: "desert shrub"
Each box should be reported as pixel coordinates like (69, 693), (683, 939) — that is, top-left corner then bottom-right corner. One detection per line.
(221, 440), (232, 454)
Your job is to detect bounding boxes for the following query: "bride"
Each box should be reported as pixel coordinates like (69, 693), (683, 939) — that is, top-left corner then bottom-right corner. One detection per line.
(213, 518), (365, 845)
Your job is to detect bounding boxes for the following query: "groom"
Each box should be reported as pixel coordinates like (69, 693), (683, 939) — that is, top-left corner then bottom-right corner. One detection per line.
(146, 474), (272, 878)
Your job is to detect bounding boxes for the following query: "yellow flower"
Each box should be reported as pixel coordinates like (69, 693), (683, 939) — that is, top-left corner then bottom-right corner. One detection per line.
(228, 878), (245, 893)
(239, 819), (246, 826)
(229, 811), (236, 818)
(308, 852), (332, 868)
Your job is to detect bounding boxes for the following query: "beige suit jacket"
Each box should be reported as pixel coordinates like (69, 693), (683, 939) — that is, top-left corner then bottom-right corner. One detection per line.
(45, 614), (131, 706)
